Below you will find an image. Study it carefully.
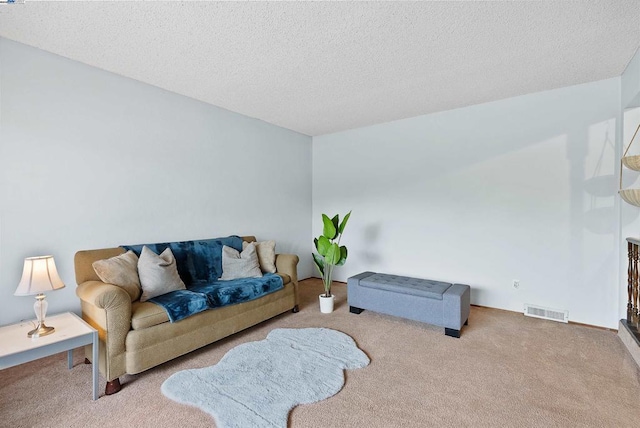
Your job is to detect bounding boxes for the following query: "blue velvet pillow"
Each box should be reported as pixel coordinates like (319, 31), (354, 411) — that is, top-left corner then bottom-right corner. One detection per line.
(122, 236), (243, 286)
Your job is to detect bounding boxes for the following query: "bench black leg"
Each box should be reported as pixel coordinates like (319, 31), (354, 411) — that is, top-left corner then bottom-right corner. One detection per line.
(292, 305), (299, 313)
(445, 328), (461, 338)
(350, 306), (364, 314)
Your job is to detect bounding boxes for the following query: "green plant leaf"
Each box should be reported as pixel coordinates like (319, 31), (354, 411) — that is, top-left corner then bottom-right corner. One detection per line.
(326, 243), (341, 265)
(338, 211), (351, 234)
(337, 246), (348, 266)
(312, 253), (324, 276)
(322, 214), (337, 240)
(314, 237), (319, 251)
(331, 215), (339, 235)
(317, 235), (331, 256)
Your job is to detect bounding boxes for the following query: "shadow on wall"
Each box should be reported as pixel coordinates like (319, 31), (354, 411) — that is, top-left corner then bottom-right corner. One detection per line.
(361, 223), (382, 265)
(581, 122), (638, 236)
(565, 116), (621, 317)
(327, 86), (618, 199)
(583, 174), (639, 235)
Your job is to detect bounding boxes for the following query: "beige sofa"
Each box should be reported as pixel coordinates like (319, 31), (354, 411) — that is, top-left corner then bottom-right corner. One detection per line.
(74, 236), (299, 395)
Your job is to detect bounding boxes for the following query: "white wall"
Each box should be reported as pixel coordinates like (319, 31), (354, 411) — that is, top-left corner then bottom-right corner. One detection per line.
(620, 46), (640, 322)
(313, 78), (622, 328)
(0, 38), (313, 325)
(621, 107), (640, 320)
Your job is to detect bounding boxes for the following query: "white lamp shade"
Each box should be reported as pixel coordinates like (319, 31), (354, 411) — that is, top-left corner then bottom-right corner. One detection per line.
(14, 255), (66, 296)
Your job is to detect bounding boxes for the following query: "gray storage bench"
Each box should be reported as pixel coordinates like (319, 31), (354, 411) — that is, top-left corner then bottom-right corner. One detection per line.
(347, 271), (471, 337)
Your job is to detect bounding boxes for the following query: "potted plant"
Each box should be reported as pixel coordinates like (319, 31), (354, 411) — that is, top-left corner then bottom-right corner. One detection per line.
(313, 211), (351, 313)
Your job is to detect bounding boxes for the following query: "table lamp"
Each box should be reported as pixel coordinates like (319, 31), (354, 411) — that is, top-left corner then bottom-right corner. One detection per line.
(14, 255), (66, 338)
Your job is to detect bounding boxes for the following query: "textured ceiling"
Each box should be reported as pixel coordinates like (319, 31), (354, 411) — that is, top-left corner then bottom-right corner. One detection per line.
(1, 1), (639, 136)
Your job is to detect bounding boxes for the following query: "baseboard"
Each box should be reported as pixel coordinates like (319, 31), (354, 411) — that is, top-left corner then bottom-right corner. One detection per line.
(301, 278), (616, 332)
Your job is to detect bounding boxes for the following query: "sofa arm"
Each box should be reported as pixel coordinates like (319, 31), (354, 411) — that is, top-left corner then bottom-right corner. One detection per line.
(275, 253), (299, 283)
(76, 280), (131, 381)
(275, 253), (299, 305)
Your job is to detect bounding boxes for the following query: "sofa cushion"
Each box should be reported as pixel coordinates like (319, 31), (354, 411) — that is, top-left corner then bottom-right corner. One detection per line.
(92, 250), (141, 301)
(148, 289), (211, 323)
(140, 274), (285, 323)
(131, 301), (169, 330)
(221, 243), (262, 280)
(191, 273), (284, 308)
(138, 247), (187, 302)
(243, 240), (277, 273)
(129, 275), (291, 329)
(123, 236), (243, 286)
(359, 273), (451, 300)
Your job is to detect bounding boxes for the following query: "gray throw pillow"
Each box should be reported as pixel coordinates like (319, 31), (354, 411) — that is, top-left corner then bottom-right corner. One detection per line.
(243, 240), (277, 273)
(92, 250), (142, 301)
(221, 242), (263, 280)
(138, 246), (186, 302)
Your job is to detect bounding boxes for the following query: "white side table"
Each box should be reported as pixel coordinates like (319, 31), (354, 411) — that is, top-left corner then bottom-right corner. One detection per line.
(0, 312), (99, 400)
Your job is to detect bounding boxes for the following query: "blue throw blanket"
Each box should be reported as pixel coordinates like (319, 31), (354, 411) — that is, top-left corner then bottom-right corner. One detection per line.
(190, 274), (285, 308)
(149, 274), (284, 322)
(149, 289), (211, 322)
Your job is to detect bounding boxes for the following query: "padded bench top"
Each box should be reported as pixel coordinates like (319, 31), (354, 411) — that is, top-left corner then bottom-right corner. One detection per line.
(359, 273), (452, 300)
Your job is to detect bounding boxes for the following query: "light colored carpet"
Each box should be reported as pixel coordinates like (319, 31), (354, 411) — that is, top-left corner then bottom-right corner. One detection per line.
(162, 328), (369, 428)
(1, 278), (639, 427)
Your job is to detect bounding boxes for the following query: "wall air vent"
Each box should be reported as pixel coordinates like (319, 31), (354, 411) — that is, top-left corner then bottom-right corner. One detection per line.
(523, 304), (569, 323)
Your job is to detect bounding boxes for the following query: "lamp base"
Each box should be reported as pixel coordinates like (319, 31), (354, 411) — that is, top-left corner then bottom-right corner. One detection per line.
(27, 323), (55, 338)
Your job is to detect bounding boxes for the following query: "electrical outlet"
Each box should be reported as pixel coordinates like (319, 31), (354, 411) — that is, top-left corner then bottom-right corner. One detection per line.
(513, 280), (520, 289)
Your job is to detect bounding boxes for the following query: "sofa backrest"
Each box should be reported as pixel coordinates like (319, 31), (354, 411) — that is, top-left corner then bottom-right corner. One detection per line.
(75, 236), (258, 286)
(121, 236), (244, 286)
(75, 247), (126, 284)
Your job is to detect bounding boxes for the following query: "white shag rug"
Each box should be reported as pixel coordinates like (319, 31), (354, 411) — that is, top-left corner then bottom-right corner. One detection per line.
(161, 328), (370, 428)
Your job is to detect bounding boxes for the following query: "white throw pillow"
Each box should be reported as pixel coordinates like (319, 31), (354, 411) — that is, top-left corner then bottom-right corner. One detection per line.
(92, 250), (142, 302)
(221, 242), (263, 280)
(243, 240), (276, 273)
(137, 246), (186, 302)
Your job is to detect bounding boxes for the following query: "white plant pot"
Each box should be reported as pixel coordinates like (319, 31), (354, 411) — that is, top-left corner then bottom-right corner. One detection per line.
(319, 294), (335, 314)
